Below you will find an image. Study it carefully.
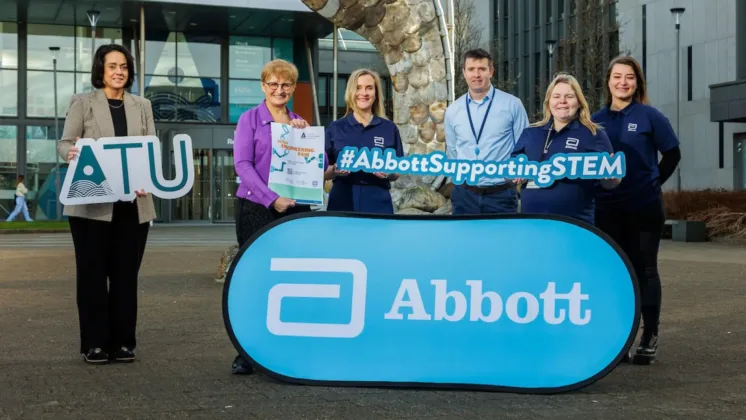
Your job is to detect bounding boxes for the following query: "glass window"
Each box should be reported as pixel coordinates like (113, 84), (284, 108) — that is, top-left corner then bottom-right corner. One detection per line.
(26, 125), (63, 220)
(273, 38), (294, 63)
(318, 76), (327, 107)
(27, 71), (75, 118)
(27, 24), (75, 71)
(75, 26), (125, 72)
(145, 76), (221, 123)
(145, 31), (177, 76)
(337, 76), (347, 109)
(177, 33), (221, 78)
(229, 36), (271, 79)
(76, 71), (94, 94)
(0, 69), (17, 116)
(0, 22), (18, 69)
(229, 79), (263, 123)
(0, 125), (18, 218)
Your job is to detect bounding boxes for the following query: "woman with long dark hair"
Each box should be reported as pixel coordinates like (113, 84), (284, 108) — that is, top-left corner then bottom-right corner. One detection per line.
(58, 44), (155, 364)
(592, 56), (681, 365)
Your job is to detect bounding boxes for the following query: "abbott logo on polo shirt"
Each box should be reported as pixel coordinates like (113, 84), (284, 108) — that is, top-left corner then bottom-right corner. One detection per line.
(223, 213), (638, 394)
(266, 258), (366, 338)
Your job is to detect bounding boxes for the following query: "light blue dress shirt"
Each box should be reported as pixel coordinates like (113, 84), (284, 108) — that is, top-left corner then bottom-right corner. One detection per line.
(444, 85), (529, 186)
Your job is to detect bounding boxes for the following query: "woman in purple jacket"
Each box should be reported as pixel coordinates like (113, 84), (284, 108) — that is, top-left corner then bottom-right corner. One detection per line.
(230, 59), (328, 374)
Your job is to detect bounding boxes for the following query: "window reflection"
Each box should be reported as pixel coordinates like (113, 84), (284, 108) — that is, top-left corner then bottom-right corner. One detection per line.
(146, 31), (221, 78)
(27, 71), (75, 118)
(229, 36), (270, 79)
(229, 79), (263, 123)
(27, 24), (75, 71)
(0, 69), (18, 116)
(26, 125), (63, 221)
(0, 125), (17, 219)
(75, 27), (124, 72)
(0, 22), (18, 69)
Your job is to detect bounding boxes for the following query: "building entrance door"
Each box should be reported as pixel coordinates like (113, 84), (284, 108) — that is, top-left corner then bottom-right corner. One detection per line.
(213, 149), (236, 222)
(173, 148), (212, 221)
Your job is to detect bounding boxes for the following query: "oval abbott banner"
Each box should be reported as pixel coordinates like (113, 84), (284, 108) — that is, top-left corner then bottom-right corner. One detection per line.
(223, 213), (640, 394)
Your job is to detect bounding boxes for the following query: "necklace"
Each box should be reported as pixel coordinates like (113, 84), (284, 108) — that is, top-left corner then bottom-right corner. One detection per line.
(108, 99), (124, 109)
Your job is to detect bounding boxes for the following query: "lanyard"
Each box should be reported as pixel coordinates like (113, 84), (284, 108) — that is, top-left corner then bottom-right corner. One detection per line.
(541, 128), (554, 162)
(466, 89), (495, 156)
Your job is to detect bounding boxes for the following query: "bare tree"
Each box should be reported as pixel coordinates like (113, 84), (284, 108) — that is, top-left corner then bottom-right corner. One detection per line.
(452, 0), (484, 98)
(553, 0), (624, 112)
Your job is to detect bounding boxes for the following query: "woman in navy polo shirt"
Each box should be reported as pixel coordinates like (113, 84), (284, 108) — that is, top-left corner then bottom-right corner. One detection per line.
(592, 56), (681, 365)
(511, 73), (619, 224)
(325, 68), (404, 214)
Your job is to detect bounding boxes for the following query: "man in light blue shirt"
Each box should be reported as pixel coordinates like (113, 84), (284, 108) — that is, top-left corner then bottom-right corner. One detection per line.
(445, 48), (529, 215)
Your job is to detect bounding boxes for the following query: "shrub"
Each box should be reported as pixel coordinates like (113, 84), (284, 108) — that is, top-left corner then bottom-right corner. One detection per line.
(663, 189), (746, 239)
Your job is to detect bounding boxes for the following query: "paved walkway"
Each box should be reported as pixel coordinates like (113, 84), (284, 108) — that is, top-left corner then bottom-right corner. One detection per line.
(0, 231), (744, 419)
(0, 225), (236, 248)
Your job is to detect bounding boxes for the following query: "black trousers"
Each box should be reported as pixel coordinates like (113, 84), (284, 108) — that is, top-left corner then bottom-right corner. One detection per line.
(69, 201), (150, 354)
(595, 198), (665, 335)
(235, 198), (310, 248)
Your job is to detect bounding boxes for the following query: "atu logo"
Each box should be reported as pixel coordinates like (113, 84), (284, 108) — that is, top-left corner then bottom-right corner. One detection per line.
(223, 213), (640, 394)
(59, 135), (195, 205)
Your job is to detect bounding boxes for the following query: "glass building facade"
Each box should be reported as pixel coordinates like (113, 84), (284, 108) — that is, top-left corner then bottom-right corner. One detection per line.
(0, 0), (336, 223)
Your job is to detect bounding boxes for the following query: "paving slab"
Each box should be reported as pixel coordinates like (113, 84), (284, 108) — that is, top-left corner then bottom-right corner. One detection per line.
(0, 233), (744, 419)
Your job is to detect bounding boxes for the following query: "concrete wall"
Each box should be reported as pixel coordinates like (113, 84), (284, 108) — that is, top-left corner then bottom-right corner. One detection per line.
(617, 0), (746, 191)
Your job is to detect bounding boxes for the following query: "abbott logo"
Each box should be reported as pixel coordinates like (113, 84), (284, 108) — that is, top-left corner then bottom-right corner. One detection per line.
(266, 258), (367, 338)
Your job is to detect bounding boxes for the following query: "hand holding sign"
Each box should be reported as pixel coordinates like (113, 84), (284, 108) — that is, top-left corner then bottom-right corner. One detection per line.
(59, 134), (195, 205)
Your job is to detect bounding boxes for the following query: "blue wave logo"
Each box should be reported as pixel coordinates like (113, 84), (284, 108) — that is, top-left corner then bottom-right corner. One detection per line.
(67, 180), (114, 198)
(223, 213), (639, 394)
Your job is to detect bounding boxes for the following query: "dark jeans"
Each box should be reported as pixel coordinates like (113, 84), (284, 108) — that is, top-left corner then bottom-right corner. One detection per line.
(451, 184), (518, 215)
(595, 198), (665, 335)
(235, 198), (311, 248)
(68, 201), (150, 354)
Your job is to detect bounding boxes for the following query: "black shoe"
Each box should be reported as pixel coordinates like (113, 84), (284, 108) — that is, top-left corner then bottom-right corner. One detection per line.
(633, 331), (658, 365)
(231, 355), (254, 375)
(82, 348), (109, 364)
(112, 346), (136, 363)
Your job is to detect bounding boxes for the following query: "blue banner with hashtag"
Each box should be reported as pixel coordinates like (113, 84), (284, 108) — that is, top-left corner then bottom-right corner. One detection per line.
(335, 146), (625, 187)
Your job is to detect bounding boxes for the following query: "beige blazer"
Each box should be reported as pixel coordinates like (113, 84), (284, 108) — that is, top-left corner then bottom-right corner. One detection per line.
(57, 89), (157, 224)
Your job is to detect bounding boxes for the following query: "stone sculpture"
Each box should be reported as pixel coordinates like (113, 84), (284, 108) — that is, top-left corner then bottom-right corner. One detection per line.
(301, 0), (454, 214)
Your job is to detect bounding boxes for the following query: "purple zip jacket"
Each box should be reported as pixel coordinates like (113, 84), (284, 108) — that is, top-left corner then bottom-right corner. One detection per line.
(233, 100), (328, 208)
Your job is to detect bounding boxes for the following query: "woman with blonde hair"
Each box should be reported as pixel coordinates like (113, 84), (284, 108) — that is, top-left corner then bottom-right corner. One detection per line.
(324, 68), (404, 213)
(510, 72), (619, 224)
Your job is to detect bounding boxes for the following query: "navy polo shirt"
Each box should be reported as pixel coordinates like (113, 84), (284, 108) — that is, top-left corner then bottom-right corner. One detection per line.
(326, 113), (405, 189)
(511, 118), (613, 225)
(592, 101), (679, 210)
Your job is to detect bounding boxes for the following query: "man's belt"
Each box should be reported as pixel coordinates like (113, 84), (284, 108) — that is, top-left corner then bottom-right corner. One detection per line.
(462, 182), (514, 195)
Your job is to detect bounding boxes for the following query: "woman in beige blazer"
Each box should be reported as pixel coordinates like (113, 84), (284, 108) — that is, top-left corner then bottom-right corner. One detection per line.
(57, 44), (155, 365)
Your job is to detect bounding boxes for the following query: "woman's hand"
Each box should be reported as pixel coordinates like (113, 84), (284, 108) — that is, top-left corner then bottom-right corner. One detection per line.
(333, 164), (350, 177)
(289, 119), (309, 129)
(135, 189), (148, 198)
(272, 197), (296, 213)
(373, 172), (389, 179)
(66, 137), (81, 162)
